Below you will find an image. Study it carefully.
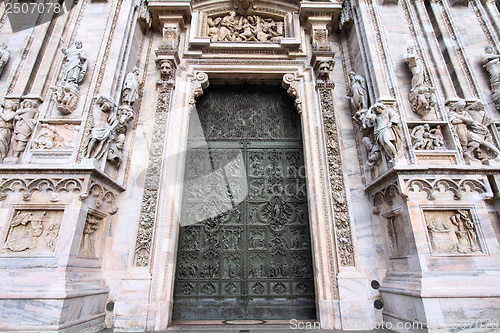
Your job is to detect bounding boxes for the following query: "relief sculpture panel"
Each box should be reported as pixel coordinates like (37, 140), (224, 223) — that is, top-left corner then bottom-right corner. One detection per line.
(424, 210), (482, 254)
(2, 210), (63, 255)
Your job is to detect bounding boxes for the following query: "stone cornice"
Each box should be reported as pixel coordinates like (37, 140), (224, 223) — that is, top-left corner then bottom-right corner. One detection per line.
(364, 165), (500, 193)
(0, 166), (126, 192)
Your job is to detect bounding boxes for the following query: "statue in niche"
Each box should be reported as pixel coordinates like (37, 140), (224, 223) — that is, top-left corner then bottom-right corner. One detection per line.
(207, 12), (283, 42)
(0, 99), (17, 162)
(121, 68), (140, 107)
(12, 99), (38, 158)
(480, 46), (500, 111)
(404, 46), (437, 117)
(0, 42), (10, 75)
(348, 71), (367, 111)
(361, 136), (381, 168)
(365, 102), (402, 162)
(447, 98), (500, 161)
(411, 124), (445, 150)
(61, 40), (88, 84)
(450, 210), (479, 253)
(33, 124), (61, 149)
(84, 94), (118, 159)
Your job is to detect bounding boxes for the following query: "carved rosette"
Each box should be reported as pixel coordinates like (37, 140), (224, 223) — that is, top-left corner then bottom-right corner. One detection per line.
(318, 86), (355, 267)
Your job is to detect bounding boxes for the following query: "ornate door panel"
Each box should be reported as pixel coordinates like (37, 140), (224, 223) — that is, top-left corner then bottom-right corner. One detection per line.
(172, 85), (316, 320)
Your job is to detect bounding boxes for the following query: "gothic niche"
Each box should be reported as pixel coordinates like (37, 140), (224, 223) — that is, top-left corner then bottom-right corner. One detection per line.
(1, 210), (63, 255)
(79, 213), (105, 257)
(385, 214), (408, 258)
(51, 40), (88, 115)
(207, 11), (284, 42)
(404, 47), (437, 117)
(424, 210), (482, 254)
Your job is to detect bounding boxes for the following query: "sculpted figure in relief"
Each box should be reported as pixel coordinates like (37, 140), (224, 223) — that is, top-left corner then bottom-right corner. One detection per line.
(404, 46), (437, 117)
(366, 102), (402, 162)
(450, 210), (479, 253)
(208, 12), (283, 42)
(447, 98), (500, 161)
(33, 124), (61, 149)
(3, 211), (45, 253)
(84, 94), (118, 159)
(0, 42), (10, 75)
(411, 124), (445, 150)
(0, 99), (17, 162)
(61, 40), (88, 84)
(481, 46), (500, 111)
(121, 68), (140, 106)
(12, 99), (38, 157)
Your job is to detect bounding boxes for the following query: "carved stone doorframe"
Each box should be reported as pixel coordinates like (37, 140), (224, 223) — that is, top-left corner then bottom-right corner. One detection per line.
(146, 61), (342, 330)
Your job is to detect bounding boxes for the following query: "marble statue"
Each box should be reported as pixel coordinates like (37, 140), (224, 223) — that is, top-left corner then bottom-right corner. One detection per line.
(51, 40), (88, 115)
(361, 136), (381, 168)
(121, 68), (140, 106)
(61, 40), (88, 84)
(0, 42), (10, 75)
(450, 210), (479, 253)
(411, 124), (445, 150)
(480, 46), (500, 111)
(84, 94), (118, 159)
(404, 46), (425, 88)
(348, 71), (367, 111)
(404, 46), (437, 116)
(0, 99), (17, 162)
(12, 99), (38, 158)
(366, 102), (402, 162)
(447, 98), (500, 161)
(107, 133), (126, 166)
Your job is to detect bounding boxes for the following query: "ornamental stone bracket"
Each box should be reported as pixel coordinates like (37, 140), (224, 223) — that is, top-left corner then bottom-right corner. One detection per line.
(150, 0), (191, 79)
(282, 73), (303, 114)
(299, 1), (342, 53)
(190, 72), (210, 104)
(147, 0), (192, 34)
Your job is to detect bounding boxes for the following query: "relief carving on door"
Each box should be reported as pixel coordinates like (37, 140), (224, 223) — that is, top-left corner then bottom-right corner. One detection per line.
(172, 85), (316, 320)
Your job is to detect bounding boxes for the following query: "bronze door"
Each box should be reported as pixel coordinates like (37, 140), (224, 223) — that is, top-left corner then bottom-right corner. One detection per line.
(172, 85), (316, 320)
